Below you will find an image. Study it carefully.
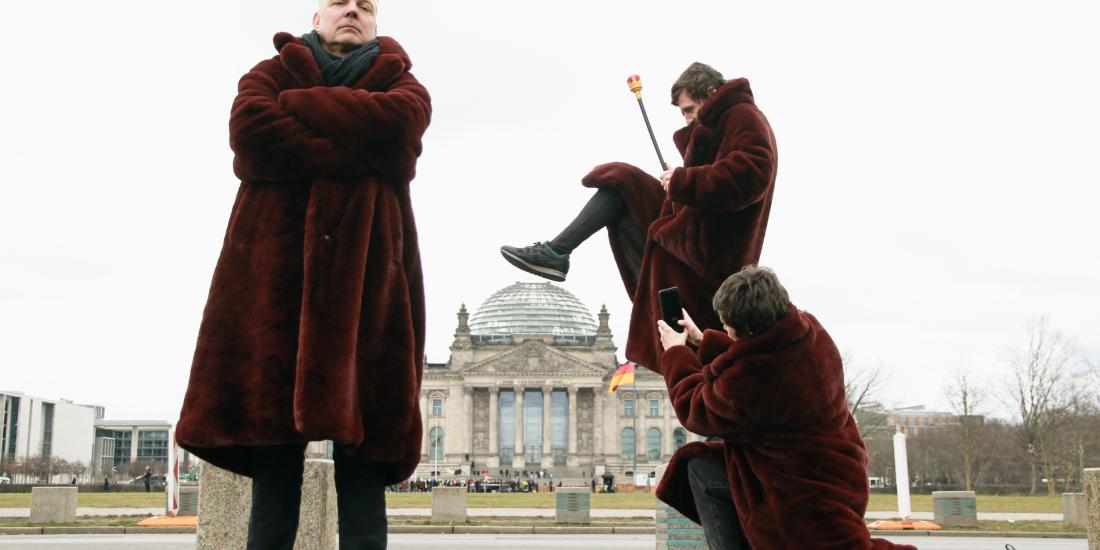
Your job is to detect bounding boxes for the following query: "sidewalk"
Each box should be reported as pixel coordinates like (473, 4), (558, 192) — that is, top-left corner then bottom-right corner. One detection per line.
(0, 507), (1064, 521)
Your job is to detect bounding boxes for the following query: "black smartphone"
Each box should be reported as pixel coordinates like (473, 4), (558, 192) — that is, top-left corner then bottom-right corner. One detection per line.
(658, 286), (684, 333)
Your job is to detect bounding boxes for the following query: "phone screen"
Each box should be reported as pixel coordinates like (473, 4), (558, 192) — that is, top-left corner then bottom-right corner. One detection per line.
(658, 287), (684, 333)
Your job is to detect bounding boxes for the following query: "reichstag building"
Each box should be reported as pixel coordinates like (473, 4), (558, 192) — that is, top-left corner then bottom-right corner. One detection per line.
(415, 282), (701, 480)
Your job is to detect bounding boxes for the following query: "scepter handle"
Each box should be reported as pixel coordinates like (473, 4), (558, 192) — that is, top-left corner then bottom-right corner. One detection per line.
(626, 75), (669, 171)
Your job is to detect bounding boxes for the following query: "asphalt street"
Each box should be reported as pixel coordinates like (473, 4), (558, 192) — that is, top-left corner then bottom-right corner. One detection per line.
(0, 534), (1087, 549)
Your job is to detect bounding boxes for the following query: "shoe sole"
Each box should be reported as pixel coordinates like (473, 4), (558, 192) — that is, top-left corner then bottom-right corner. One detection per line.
(500, 248), (567, 282)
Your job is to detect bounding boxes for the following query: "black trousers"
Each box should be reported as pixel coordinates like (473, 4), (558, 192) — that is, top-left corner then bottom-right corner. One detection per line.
(550, 188), (639, 254)
(687, 458), (751, 550)
(246, 444), (389, 550)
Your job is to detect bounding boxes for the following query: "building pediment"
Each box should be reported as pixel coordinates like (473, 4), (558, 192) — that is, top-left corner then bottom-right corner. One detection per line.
(460, 341), (608, 376)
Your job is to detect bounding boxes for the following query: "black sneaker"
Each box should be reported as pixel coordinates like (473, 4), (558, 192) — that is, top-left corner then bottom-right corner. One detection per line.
(500, 242), (570, 282)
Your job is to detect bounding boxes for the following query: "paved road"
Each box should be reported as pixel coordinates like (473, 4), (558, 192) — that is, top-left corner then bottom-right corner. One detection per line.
(0, 534), (1086, 549)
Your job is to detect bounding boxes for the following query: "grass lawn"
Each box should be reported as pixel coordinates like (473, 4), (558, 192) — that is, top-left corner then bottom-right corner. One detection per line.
(0, 492), (166, 508)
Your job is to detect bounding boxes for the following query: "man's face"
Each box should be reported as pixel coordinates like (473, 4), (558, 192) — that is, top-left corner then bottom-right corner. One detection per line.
(313, 0), (378, 56)
(676, 89), (713, 125)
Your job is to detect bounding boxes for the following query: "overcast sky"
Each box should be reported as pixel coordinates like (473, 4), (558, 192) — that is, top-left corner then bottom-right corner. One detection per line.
(1, 1), (1096, 425)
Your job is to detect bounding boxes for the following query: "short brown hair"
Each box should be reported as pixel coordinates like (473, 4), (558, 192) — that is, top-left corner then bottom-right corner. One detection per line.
(712, 266), (790, 336)
(671, 62), (725, 106)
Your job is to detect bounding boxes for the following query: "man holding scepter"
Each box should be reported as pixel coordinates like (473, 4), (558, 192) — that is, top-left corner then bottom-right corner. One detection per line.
(501, 62), (777, 373)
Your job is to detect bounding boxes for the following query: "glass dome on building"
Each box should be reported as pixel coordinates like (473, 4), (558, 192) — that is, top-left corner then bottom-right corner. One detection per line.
(468, 282), (597, 341)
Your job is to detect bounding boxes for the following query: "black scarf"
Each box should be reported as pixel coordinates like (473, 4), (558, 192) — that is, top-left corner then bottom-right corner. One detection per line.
(300, 31), (381, 87)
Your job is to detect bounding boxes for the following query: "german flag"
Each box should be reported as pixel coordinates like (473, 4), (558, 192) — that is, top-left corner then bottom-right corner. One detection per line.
(608, 362), (636, 393)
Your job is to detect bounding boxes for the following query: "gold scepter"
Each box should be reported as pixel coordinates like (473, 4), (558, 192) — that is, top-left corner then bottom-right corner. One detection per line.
(627, 74), (669, 171)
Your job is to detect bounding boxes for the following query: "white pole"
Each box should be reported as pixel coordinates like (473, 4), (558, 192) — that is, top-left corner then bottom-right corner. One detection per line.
(166, 428), (179, 517)
(893, 426), (911, 520)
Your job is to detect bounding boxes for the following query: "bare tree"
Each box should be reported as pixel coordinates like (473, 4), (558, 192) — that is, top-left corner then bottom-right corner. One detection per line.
(843, 351), (890, 438)
(943, 366), (990, 491)
(1002, 316), (1081, 495)
(70, 461), (88, 484)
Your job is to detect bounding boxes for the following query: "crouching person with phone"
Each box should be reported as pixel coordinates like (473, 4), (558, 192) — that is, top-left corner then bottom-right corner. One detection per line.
(655, 266), (916, 550)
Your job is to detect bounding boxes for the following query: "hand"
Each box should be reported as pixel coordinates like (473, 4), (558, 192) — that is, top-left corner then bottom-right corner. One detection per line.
(678, 309), (703, 346)
(659, 169), (674, 192)
(658, 320), (688, 350)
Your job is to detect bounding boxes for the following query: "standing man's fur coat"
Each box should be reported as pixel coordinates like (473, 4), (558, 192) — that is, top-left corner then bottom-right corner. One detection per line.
(176, 33), (431, 484)
(581, 78), (777, 373)
(656, 306), (917, 550)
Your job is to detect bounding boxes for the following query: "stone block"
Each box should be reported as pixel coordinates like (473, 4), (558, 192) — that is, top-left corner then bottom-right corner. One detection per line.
(932, 490), (977, 528)
(654, 463), (707, 549)
(196, 458), (338, 550)
(1085, 468), (1100, 550)
(196, 462), (250, 550)
(30, 487), (77, 523)
(555, 487), (591, 524)
(295, 459), (338, 550)
(431, 486), (467, 524)
(1064, 492), (1087, 528)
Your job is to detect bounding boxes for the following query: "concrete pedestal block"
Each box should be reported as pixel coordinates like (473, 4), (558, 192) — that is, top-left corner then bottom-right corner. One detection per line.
(431, 486), (467, 524)
(196, 459), (337, 550)
(654, 464), (707, 549)
(1064, 493), (1087, 528)
(295, 459), (338, 550)
(932, 490), (978, 528)
(30, 487), (77, 523)
(555, 487), (591, 524)
(1085, 468), (1100, 550)
(196, 463), (250, 550)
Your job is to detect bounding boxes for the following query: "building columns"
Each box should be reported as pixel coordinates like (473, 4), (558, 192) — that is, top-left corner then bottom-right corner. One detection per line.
(593, 390), (603, 461)
(420, 392), (429, 454)
(541, 387), (553, 468)
(662, 395), (673, 458)
(513, 387), (525, 468)
(463, 387), (474, 461)
(567, 386), (579, 467)
(488, 388), (498, 454)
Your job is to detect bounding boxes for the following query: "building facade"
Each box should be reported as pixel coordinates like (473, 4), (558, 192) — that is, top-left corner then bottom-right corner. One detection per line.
(93, 420), (172, 477)
(0, 391), (100, 474)
(415, 282), (701, 480)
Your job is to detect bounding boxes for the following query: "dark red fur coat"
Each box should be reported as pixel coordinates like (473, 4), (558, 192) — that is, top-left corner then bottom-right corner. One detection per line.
(582, 78), (777, 373)
(175, 33), (431, 483)
(656, 306), (916, 550)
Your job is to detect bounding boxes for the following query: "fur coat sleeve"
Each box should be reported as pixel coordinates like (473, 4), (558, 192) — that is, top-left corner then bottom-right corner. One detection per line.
(666, 103), (776, 212)
(230, 33), (430, 184)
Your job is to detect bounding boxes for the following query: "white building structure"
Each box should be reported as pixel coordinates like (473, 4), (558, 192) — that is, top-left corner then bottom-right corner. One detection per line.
(1, 391), (101, 475)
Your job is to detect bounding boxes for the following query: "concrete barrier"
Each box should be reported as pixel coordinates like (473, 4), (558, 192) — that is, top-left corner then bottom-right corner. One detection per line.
(555, 487), (591, 524)
(1064, 492), (1086, 528)
(30, 487), (77, 524)
(196, 459), (337, 550)
(932, 490), (977, 528)
(431, 486), (467, 524)
(1085, 468), (1099, 550)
